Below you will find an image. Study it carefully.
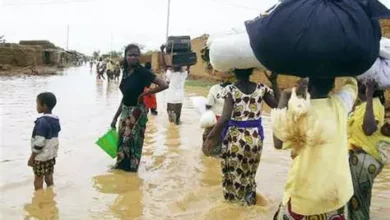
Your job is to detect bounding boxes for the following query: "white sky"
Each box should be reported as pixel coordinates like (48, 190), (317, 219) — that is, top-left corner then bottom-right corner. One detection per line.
(0, 0), (389, 55)
(0, 0), (277, 55)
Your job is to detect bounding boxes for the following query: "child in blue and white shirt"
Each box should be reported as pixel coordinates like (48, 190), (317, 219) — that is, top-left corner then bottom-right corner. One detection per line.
(28, 92), (61, 190)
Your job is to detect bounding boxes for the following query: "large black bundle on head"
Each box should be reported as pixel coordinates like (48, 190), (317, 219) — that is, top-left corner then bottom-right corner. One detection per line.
(245, 0), (390, 78)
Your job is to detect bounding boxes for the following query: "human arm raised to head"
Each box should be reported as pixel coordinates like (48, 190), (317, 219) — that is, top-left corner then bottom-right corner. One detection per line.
(273, 89), (292, 149)
(362, 80), (379, 136)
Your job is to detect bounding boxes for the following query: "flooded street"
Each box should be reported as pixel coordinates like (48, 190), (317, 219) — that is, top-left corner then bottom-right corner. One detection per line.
(0, 66), (389, 220)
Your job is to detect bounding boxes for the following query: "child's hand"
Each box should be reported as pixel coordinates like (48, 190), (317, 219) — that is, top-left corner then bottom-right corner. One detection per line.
(28, 157), (34, 167)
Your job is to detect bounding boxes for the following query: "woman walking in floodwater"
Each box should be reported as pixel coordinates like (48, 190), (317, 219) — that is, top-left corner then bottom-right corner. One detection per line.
(110, 44), (168, 172)
(347, 80), (390, 219)
(204, 69), (279, 205)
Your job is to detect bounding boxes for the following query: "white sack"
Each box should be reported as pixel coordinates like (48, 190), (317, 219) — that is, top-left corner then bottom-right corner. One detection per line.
(200, 110), (217, 129)
(208, 32), (264, 72)
(357, 57), (390, 89)
(190, 96), (207, 116)
(206, 24), (247, 47)
(380, 37), (390, 60)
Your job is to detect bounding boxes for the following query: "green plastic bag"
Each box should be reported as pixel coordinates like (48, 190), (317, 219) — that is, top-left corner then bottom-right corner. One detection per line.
(95, 129), (119, 158)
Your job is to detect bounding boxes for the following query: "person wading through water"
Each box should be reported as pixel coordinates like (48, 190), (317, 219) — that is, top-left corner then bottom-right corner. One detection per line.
(160, 44), (190, 125)
(204, 69), (279, 206)
(110, 44), (168, 172)
(347, 80), (390, 219)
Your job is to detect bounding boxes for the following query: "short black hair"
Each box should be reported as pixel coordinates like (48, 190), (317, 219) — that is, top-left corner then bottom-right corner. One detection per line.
(234, 68), (254, 79)
(144, 62), (152, 70)
(122, 44), (141, 71)
(37, 92), (57, 110)
(308, 77), (335, 97)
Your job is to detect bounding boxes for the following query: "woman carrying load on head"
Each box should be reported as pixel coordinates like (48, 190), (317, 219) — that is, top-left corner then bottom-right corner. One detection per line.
(110, 44), (168, 172)
(204, 69), (279, 205)
(347, 80), (390, 220)
(273, 77), (358, 220)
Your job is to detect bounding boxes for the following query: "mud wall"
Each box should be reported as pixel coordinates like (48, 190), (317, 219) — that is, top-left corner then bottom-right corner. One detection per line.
(0, 44), (44, 66)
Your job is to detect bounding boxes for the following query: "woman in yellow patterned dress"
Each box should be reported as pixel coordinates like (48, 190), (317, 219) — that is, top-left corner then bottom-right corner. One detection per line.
(205, 69), (279, 205)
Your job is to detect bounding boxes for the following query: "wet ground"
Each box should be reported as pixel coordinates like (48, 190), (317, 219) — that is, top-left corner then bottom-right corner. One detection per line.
(0, 66), (389, 219)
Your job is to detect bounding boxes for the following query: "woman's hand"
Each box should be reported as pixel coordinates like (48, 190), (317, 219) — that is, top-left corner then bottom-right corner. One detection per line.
(160, 44), (166, 51)
(138, 93), (145, 104)
(264, 71), (278, 82)
(203, 137), (218, 157)
(117, 152), (124, 160)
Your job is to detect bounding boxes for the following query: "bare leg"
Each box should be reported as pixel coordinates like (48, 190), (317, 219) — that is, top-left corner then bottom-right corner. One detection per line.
(45, 174), (54, 187)
(34, 176), (44, 191)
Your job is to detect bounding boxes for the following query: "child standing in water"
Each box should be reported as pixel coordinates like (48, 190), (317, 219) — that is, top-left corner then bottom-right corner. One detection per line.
(28, 92), (61, 190)
(205, 69), (279, 205)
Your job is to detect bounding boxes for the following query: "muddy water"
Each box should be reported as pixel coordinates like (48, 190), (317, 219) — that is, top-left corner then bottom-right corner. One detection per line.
(0, 66), (389, 220)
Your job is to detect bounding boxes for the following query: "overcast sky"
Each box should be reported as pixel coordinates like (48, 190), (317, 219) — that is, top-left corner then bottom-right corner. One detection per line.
(0, 0), (277, 55)
(0, 0), (389, 55)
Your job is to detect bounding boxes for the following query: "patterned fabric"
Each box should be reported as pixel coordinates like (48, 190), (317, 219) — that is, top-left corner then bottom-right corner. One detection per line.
(219, 84), (272, 205)
(274, 202), (347, 220)
(33, 158), (56, 177)
(348, 150), (384, 220)
(114, 104), (148, 172)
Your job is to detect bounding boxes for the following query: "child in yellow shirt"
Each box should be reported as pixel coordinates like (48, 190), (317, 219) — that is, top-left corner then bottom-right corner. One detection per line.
(273, 77), (357, 219)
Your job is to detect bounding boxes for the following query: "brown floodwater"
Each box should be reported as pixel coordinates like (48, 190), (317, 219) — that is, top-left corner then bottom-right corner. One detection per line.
(0, 66), (389, 220)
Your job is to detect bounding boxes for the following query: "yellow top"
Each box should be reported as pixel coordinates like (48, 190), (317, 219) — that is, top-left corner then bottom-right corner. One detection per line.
(348, 98), (390, 162)
(281, 78), (357, 215)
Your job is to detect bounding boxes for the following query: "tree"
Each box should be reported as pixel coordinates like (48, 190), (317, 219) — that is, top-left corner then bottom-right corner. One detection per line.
(0, 35), (5, 43)
(92, 50), (100, 60)
(109, 51), (122, 58)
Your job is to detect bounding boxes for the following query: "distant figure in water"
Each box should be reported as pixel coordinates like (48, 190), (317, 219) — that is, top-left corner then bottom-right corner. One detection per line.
(143, 62), (158, 115)
(160, 44), (190, 125)
(96, 58), (106, 80)
(110, 44), (168, 172)
(29, 92), (61, 190)
(205, 69), (279, 206)
(114, 61), (121, 81)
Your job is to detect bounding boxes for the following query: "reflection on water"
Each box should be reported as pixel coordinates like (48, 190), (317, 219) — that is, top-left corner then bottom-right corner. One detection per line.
(93, 171), (144, 219)
(24, 188), (59, 220)
(0, 66), (389, 219)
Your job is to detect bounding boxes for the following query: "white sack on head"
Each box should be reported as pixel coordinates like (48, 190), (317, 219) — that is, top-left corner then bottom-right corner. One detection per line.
(208, 32), (264, 72)
(200, 110), (217, 129)
(206, 24), (247, 47)
(357, 57), (390, 89)
(190, 96), (207, 116)
(380, 37), (390, 60)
